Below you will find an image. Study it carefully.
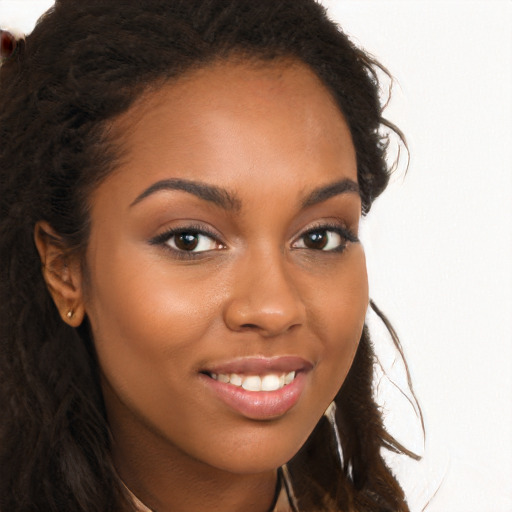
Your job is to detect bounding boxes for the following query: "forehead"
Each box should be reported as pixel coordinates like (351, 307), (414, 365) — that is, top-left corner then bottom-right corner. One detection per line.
(101, 58), (357, 205)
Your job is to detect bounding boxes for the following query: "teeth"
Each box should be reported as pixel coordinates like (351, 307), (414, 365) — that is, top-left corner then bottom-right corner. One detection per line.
(284, 371), (295, 385)
(230, 373), (243, 386)
(261, 374), (280, 391)
(242, 375), (261, 391)
(210, 371), (296, 391)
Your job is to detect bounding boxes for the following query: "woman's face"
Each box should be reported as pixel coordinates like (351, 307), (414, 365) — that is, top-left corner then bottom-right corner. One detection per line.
(82, 59), (368, 473)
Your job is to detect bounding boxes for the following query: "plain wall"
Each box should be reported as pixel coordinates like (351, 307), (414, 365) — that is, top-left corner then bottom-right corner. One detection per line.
(1, 1), (511, 510)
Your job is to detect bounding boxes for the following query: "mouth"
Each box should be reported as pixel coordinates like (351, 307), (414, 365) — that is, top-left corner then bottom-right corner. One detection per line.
(199, 356), (311, 420)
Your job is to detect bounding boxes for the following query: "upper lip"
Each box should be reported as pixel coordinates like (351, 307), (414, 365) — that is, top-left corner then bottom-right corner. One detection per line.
(202, 356), (313, 375)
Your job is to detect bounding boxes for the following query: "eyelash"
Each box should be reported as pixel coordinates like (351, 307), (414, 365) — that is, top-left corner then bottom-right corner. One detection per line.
(150, 222), (358, 259)
(292, 222), (358, 254)
(149, 224), (223, 260)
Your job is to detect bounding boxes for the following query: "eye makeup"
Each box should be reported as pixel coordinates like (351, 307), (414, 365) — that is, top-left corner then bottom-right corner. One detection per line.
(292, 221), (358, 254)
(149, 223), (225, 260)
(148, 217), (358, 261)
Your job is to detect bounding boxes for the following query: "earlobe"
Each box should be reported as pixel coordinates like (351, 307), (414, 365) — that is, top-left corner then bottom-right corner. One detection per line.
(34, 221), (85, 327)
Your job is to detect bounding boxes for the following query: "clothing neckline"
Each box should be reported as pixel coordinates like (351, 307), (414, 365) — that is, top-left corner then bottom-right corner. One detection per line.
(123, 465), (298, 512)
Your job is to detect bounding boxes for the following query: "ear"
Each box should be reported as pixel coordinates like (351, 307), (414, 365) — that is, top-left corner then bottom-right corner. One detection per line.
(34, 221), (86, 327)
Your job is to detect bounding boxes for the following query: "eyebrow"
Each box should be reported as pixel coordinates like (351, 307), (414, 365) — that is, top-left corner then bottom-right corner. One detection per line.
(301, 178), (360, 208)
(130, 178), (242, 211)
(130, 176), (359, 211)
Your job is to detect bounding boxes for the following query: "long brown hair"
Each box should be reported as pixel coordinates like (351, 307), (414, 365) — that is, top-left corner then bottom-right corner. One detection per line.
(0, 1), (417, 510)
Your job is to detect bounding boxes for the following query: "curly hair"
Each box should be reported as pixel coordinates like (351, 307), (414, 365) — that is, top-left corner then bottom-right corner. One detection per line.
(0, 1), (415, 510)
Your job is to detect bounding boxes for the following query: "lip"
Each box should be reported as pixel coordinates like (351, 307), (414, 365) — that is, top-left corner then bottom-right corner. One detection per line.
(200, 356), (312, 420)
(203, 355), (313, 375)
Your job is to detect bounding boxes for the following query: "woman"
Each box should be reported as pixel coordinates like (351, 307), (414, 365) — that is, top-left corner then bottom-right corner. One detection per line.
(0, 1), (418, 511)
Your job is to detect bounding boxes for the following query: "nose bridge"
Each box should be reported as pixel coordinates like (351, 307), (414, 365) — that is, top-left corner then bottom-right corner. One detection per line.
(223, 244), (306, 336)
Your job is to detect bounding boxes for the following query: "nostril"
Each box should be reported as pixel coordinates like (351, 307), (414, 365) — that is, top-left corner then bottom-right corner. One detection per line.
(241, 323), (259, 330)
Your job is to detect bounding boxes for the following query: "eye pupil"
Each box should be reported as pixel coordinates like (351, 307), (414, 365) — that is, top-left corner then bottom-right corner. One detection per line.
(175, 232), (199, 251)
(304, 231), (327, 250)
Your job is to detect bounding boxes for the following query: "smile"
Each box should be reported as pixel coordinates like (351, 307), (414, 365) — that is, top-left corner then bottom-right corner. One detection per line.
(209, 371), (296, 392)
(200, 357), (311, 419)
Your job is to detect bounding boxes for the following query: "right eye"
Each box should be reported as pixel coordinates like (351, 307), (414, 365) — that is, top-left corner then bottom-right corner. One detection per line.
(165, 231), (219, 253)
(149, 225), (225, 257)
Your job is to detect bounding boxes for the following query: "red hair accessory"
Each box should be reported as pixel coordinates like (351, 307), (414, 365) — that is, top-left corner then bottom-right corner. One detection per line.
(1, 30), (22, 64)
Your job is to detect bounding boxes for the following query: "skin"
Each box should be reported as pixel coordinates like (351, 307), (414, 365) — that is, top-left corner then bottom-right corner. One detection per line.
(36, 59), (369, 512)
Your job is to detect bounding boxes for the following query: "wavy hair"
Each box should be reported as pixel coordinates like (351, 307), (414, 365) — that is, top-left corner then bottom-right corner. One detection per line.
(0, 1), (417, 510)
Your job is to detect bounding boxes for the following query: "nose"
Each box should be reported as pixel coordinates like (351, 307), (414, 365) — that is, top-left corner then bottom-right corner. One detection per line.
(223, 250), (306, 337)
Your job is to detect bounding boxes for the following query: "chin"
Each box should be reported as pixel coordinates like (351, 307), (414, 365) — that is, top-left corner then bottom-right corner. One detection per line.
(194, 419), (314, 475)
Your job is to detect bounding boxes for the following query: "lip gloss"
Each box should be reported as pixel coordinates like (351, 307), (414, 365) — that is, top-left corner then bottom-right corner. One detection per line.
(201, 371), (307, 420)
(199, 356), (311, 420)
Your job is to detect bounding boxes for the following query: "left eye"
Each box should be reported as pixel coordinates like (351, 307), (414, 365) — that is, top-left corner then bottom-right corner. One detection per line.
(166, 231), (219, 252)
(293, 229), (347, 251)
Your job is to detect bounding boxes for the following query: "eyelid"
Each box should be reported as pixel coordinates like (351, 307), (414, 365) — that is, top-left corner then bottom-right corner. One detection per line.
(291, 221), (359, 250)
(149, 223), (225, 254)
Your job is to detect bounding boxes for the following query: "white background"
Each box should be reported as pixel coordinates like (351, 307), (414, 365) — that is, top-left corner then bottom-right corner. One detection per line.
(1, 1), (511, 511)
(320, 2), (512, 511)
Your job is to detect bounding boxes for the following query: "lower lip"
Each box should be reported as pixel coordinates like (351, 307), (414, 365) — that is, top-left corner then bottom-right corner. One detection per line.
(201, 372), (307, 420)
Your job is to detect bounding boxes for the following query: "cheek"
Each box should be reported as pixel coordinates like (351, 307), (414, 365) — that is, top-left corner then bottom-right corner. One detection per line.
(83, 252), (229, 448)
(308, 246), (368, 331)
(83, 244), (222, 392)
(307, 247), (369, 396)
(87, 238), (217, 332)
